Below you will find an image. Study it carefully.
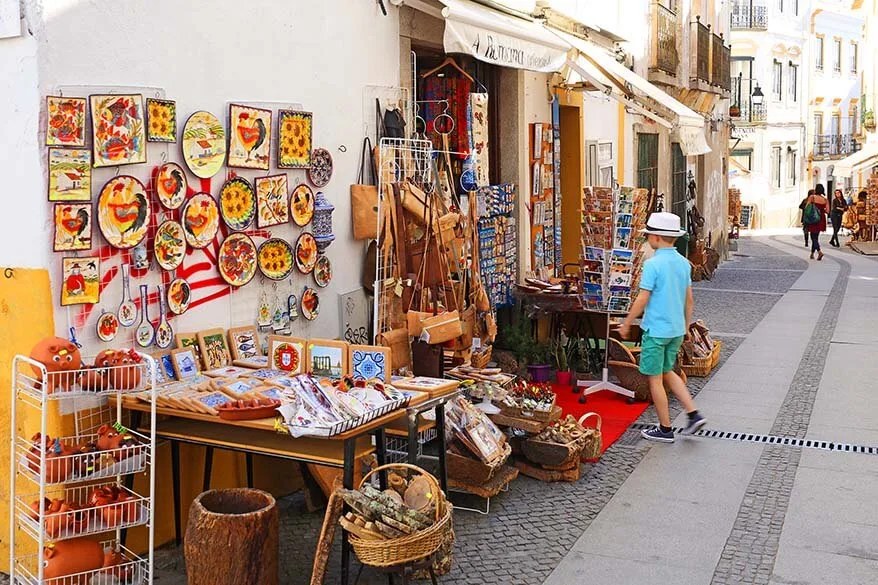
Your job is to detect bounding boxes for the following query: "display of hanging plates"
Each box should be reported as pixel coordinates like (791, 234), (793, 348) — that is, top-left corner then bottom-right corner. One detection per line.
(257, 238), (294, 281)
(308, 147), (333, 188)
(301, 286), (319, 321)
(167, 278), (191, 315)
(290, 183), (314, 227)
(313, 255), (331, 287)
(219, 176), (257, 231)
(182, 111), (226, 179)
(182, 193), (220, 249)
(97, 176), (150, 249)
(218, 232), (258, 287)
(154, 220), (187, 271)
(96, 311), (119, 342)
(155, 162), (188, 210)
(295, 232), (318, 274)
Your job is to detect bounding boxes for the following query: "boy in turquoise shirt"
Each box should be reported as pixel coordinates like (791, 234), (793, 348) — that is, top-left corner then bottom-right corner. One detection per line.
(619, 212), (706, 442)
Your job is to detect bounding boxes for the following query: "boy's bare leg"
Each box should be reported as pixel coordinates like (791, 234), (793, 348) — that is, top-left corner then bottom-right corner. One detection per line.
(648, 375), (672, 427)
(663, 370), (696, 413)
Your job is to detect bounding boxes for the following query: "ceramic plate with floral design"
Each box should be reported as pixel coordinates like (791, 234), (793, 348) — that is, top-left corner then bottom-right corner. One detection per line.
(308, 148), (333, 188)
(290, 183), (314, 227)
(182, 193), (220, 249)
(97, 176), (150, 249)
(301, 287), (319, 321)
(257, 238), (294, 281)
(154, 220), (187, 271)
(218, 233), (258, 287)
(295, 232), (318, 274)
(168, 278), (192, 315)
(313, 255), (331, 288)
(155, 162), (187, 210)
(219, 177), (257, 231)
(96, 312), (119, 342)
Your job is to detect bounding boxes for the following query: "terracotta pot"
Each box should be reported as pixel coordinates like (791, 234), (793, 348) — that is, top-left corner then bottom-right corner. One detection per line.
(555, 370), (573, 387)
(29, 498), (89, 537)
(29, 336), (82, 392)
(95, 424), (139, 460)
(27, 433), (75, 483)
(78, 367), (109, 391)
(88, 486), (138, 528)
(94, 349), (142, 390)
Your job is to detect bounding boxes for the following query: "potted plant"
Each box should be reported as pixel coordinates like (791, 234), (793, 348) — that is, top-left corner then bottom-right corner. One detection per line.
(865, 109), (876, 131)
(729, 103), (741, 118)
(553, 337), (579, 387)
(526, 343), (553, 383)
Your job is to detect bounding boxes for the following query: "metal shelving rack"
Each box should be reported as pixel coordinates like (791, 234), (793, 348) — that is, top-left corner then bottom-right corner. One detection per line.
(9, 354), (157, 585)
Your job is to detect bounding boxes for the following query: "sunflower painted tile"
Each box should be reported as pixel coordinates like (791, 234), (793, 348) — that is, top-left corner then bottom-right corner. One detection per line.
(277, 110), (312, 169)
(146, 98), (177, 142)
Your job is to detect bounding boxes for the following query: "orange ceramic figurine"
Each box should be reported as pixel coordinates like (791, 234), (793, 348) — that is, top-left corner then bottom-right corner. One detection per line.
(29, 336), (82, 392)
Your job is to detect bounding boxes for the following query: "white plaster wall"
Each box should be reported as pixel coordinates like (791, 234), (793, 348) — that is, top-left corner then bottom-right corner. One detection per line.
(30, 0), (399, 350)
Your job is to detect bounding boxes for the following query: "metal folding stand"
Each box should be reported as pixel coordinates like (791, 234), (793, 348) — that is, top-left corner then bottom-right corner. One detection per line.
(576, 315), (635, 402)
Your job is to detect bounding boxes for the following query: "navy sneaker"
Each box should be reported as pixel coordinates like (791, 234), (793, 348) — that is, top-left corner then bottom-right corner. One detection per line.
(681, 413), (707, 435)
(641, 426), (675, 443)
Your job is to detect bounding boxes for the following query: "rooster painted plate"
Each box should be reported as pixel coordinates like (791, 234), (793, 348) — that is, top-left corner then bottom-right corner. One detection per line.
(301, 287), (319, 321)
(290, 183), (314, 227)
(218, 232), (258, 287)
(313, 255), (331, 287)
(155, 162), (188, 210)
(167, 278), (192, 315)
(257, 238), (294, 281)
(182, 193), (220, 249)
(220, 177), (257, 231)
(295, 232), (318, 274)
(97, 176), (150, 249)
(154, 220), (187, 271)
(308, 148), (332, 188)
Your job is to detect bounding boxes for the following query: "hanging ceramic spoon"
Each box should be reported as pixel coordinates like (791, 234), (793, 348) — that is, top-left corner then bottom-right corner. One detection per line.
(135, 284), (155, 347)
(155, 284), (174, 349)
(117, 264), (138, 327)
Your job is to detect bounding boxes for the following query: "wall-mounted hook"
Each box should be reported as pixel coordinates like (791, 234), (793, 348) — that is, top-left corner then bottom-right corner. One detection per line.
(338, 145), (347, 153)
(4, 268), (14, 279)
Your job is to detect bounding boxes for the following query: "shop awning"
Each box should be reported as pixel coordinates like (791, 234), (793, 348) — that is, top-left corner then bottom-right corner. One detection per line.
(551, 29), (711, 156)
(833, 143), (878, 178)
(402, 0), (571, 72)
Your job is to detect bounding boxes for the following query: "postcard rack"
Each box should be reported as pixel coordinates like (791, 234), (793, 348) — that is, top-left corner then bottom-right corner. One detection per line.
(9, 354), (157, 585)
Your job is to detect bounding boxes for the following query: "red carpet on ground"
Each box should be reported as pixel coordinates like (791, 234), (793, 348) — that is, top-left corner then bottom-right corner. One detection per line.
(552, 384), (648, 453)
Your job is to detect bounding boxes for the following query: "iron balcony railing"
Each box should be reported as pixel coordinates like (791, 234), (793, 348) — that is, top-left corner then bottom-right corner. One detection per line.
(730, 76), (767, 122)
(650, 1), (679, 76)
(812, 134), (861, 157)
(691, 17), (711, 84)
(731, 1), (768, 30)
(711, 34), (731, 91)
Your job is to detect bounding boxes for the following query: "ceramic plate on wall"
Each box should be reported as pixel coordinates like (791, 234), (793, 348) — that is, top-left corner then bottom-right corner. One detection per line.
(301, 287), (319, 321)
(155, 162), (188, 210)
(295, 232), (318, 274)
(218, 233), (258, 287)
(167, 278), (191, 315)
(97, 176), (150, 249)
(313, 255), (331, 287)
(182, 111), (226, 179)
(308, 148), (332, 188)
(219, 177), (257, 231)
(154, 220), (187, 271)
(290, 183), (314, 227)
(257, 238), (294, 281)
(182, 193), (220, 249)
(96, 311), (119, 342)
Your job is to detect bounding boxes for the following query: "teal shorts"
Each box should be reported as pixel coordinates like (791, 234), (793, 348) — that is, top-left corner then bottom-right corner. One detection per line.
(639, 334), (684, 376)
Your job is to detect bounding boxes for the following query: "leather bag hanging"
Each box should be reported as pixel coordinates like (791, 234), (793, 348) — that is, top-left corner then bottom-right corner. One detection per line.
(351, 137), (379, 240)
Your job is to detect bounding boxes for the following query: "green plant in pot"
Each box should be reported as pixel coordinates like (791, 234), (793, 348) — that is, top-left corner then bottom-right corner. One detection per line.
(865, 109), (876, 131)
(526, 342), (553, 383)
(553, 338), (577, 387)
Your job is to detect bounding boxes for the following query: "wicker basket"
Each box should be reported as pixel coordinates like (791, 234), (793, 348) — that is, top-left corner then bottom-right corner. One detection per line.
(447, 442), (510, 484)
(498, 394), (557, 422)
(578, 412), (603, 462)
(347, 463), (453, 568)
(521, 435), (583, 468)
(682, 352), (713, 377)
(470, 346), (493, 369)
(709, 340), (723, 369)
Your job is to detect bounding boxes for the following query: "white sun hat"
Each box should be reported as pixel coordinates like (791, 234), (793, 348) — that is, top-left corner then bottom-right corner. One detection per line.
(640, 212), (687, 237)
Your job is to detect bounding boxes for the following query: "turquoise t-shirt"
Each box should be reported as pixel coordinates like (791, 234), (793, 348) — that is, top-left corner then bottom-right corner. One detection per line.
(639, 248), (691, 338)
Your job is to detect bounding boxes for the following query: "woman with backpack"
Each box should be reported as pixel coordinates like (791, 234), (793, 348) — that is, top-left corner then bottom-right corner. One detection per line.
(829, 189), (848, 247)
(802, 184), (829, 260)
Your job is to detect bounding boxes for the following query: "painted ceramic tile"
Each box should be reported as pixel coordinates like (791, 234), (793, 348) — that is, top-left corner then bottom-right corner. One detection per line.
(172, 348), (200, 380)
(228, 326), (260, 360)
(48, 148), (92, 202)
(182, 111), (226, 179)
(255, 174), (289, 228)
(228, 104), (271, 170)
(197, 328), (231, 370)
(53, 203), (92, 252)
(350, 346), (389, 382)
(90, 94), (146, 167)
(308, 340), (348, 380)
(46, 96), (87, 147)
(277, 110), (312, 169)
(96, 176), (150, 249)
(146, 98), (177, 142)
(268, 336), (306, 374)
(60, 256), (100, 306)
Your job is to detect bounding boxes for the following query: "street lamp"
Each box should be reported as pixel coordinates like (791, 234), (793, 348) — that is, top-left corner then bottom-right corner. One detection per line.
(751, 84), (764, 106)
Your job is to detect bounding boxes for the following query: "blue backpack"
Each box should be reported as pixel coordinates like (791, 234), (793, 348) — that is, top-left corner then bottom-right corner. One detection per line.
(803, 202), (820, 225)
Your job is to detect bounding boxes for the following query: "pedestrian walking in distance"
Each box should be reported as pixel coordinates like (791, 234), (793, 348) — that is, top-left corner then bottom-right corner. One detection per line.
(802, 184), (829, 260)
(619, 212), (706, 443)
(799, 193), (811, 247)
(829, 189), (848, 248)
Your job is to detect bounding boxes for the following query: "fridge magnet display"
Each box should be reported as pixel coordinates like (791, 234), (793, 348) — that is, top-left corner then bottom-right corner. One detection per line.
(218, 232), (257, 287)
(182, 110), (226, 179)
(96, 310), (120, 342)
(350, 345), (389, 382)
(228, 325), (260, 360)
(219, 176), (257, 231)
(181, 192), (220, 249)
(117, 264), (137, 327)
(290, 183), (314, 227)
(154, 220), (187, 271)
(294, 232), (318, 274)
(146, 98), (177, 143)
(48, 148), (92, 201)
(301, 286), (319, 321)
(155, 284), (174, 349)
(257, 238), (294, 281)
(277, 110), (312, 169)
(53, 203), (92, 252)
(255, 174), (290, 228)
(171, 347), (200, 380)
(267, 335), (306, 374)
(167, 277), (191, 315)
(90, 94), (147, 167)
(97, 175), (150, 249)
(46, 96), (87, 147)
(135, 284), (155, 347)
(307, 339), (348, 379)
(197, 328), (231, 370)
(228, 104), (271, 170)
(60, 257), (100, 306)
(308, 147), (333, 187)
(155, 162), (187, 210)
(313, 255), (331, 287)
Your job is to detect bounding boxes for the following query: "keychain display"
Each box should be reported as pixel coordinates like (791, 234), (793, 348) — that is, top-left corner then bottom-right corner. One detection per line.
(117, 264), (138, 327)
(257, 291), (272, 329)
